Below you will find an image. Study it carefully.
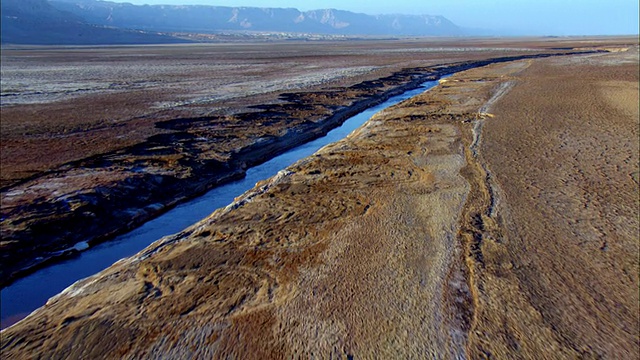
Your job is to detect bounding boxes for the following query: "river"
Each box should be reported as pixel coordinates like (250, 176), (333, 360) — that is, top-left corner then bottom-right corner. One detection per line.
(1, 78), (443, 329)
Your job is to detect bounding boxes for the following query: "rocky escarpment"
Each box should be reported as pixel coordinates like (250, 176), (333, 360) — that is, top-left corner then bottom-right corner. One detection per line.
(0, 0), (187, 45)
(50, 0), (462, 36)
(0, 50), (598, 288)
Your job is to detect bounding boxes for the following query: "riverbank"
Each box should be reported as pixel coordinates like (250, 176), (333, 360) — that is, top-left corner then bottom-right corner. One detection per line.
(1, 54), (510, 357)
(0, 47), (599, 288)
(4, 46), (637, 357)
(0, 78), (443, 329)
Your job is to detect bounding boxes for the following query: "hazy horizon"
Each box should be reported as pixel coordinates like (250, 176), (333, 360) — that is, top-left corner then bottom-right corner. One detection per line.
(106, 0), (639, 36)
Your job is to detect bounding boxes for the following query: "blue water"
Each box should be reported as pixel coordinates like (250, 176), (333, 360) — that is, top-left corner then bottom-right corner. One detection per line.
(0, 79), (441, 329)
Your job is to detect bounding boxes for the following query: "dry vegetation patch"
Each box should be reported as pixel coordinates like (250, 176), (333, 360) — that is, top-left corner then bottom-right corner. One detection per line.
(2, 40), (596, 287)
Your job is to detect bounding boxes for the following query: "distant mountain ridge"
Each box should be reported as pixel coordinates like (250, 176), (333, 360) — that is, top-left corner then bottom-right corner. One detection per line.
(1, 0), (463, 45)
(49, 0), (462, 36)
(0, 0), (188, 44)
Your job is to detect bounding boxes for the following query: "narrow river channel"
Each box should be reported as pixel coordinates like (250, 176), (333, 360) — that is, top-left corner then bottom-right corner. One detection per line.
(1, 78), (443, 329)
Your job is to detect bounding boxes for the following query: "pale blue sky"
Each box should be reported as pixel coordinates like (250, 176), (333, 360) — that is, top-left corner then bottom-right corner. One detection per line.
(115, 0), (639, 35)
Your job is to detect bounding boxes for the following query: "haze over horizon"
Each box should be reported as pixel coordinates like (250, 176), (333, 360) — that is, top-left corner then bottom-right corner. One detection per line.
(105, 0), (638, 36)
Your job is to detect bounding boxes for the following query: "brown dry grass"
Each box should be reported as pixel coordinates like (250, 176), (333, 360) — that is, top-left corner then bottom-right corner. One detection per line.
(2, 37), (633, 187)
(3, 39), (618, 287)
(3, 42), (569, 285)
(0, 40), (512, 187)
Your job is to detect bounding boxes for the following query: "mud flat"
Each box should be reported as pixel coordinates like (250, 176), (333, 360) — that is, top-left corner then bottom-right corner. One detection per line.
(3, 42), (637, 358)
(0, 39), (603, 287)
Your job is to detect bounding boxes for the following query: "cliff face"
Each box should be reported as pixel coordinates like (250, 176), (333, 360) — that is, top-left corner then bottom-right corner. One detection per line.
(49, 0), (463, 36)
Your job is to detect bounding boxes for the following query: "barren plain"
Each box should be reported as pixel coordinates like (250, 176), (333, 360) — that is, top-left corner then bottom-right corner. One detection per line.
(2, 38), (618, 287)
(1, 38), (637, 358)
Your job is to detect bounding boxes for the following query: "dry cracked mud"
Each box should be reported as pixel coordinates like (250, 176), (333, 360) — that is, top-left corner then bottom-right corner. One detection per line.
(2, 41), (637, 358)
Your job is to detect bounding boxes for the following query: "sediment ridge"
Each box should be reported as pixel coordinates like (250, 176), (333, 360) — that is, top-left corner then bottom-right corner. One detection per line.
(0, 50), (598, 288)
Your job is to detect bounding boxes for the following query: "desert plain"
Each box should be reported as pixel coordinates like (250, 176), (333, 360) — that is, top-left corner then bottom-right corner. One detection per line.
(0, 37), (638, 358)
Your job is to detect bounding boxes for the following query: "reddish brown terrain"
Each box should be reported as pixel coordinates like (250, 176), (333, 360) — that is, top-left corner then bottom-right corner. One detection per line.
(1, 38), (637, 358)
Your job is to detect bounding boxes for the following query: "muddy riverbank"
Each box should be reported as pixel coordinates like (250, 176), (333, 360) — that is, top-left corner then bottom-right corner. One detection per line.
(0, 78), (443, 330)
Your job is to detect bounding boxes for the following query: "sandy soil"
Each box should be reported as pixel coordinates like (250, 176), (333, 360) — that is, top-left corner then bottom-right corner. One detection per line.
(0, 39), (638, 358)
